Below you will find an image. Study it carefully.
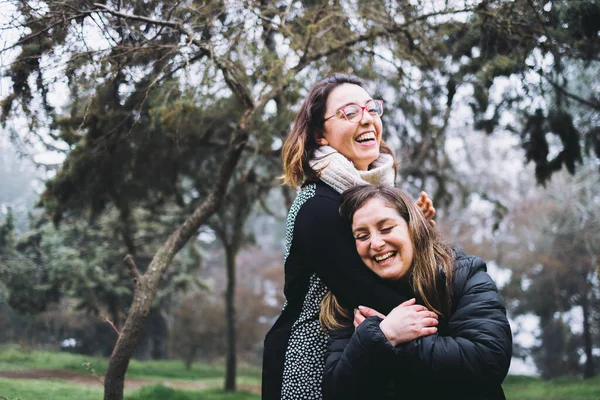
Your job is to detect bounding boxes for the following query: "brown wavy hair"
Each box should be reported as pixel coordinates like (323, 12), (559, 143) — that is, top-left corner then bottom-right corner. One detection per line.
(320, 185), (455, 330)
(281, 73), (396, 187)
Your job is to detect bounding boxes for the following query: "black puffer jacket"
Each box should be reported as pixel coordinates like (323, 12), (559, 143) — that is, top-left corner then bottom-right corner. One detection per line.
(323, 250), (512, 400)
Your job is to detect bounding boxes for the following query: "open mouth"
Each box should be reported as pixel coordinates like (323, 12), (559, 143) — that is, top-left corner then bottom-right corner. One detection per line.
(373, 251), (397, 264)
(355, 132), (376, 144)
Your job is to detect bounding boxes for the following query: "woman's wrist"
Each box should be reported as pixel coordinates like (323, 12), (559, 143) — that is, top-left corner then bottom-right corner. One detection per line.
(379, 319), (400, 346)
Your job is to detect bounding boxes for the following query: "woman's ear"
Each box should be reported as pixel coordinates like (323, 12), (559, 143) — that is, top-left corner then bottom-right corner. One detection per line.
(316, 137), (329, 146)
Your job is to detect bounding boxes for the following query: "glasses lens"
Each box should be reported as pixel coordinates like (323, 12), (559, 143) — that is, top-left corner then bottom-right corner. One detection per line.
(367, 100), (383, 117)
(342, 105), (362, 122)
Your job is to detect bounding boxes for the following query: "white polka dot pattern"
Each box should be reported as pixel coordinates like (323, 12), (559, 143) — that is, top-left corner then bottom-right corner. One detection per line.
(279, 183), (328, 399)
(281, 273), (329, 399)
(284, 183), (316, 263)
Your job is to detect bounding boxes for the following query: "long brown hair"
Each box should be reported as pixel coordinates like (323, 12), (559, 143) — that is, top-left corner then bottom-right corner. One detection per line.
(281, 73), (396, 188)
(320, 185), (455, 330)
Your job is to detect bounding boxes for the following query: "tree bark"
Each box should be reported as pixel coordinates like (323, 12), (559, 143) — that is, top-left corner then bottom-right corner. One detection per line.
(184, 347), (197, 371)
(103, 131), (248, 400)
(581, 291), (594, 379)
(224, 243), (238, 392)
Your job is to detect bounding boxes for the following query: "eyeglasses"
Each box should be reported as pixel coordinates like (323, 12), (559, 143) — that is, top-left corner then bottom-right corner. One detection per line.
(324, 100), (384, 123)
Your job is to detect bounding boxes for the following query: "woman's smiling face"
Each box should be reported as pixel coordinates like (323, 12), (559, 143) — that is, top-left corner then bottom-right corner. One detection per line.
(351, 197), (414, 281)
(320, 83), (382, 170)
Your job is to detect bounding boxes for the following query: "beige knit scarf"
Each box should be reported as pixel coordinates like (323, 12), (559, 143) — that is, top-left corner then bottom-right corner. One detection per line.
(308, 145), (395, 194)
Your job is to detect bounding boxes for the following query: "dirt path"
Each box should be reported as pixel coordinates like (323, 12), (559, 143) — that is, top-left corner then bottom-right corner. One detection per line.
(0, 368), (210, 391)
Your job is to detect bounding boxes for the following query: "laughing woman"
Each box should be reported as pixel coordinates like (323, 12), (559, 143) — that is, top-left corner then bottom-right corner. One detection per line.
(322, 185), (512, 400)
(261, 74), (435, 399)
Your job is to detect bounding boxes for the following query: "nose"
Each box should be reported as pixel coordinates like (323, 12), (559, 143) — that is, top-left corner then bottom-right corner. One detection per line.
(360, 108), (375, 125)
(370, 233), (385, 250)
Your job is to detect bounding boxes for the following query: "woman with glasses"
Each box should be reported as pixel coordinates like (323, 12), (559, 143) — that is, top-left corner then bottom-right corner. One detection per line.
(262, 73), (435, 399)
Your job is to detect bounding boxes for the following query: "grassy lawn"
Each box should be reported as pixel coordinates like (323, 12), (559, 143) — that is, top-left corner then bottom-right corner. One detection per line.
(128, 385), (259, 400)
(0, 377), (104, 400)
(0, 345), (261, 381)
(0, 379), (259, 400)
(503, 375), (600, 400)
(3, 374), (600, 400)
(3, 346), (600, 400)
(0, 345), (261, 399)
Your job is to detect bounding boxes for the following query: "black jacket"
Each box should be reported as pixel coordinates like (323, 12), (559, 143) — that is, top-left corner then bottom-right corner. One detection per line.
(262, 181), (409, 400)
(323, 251), (512, 400)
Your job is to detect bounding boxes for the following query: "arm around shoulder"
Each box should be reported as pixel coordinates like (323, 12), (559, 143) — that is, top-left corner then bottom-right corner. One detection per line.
(292, 193), (405, 313)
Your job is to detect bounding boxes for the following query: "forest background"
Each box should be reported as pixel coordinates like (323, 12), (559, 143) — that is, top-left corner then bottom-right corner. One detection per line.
(0, 1), (599, 399)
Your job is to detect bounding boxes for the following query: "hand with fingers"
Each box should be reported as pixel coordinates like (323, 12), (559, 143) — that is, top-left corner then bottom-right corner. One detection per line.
(415, 191), (436, 226)
(354, 298), (439, 346)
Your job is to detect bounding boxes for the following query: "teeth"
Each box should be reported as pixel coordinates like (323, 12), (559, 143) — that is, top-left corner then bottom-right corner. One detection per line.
(355, 132), (375, 142)
(375, 252), (395, 262)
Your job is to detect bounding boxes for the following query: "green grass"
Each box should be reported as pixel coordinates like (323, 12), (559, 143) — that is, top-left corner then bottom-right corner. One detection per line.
(0, 377), (103, 400)
(503, 375), (600, 399)
(0, 379), (259, 400)
(4, 374), (599, 400)
(3, 346), (600, 400)
(0, 361), (30, 371)
(0, 345), (261, 381)
(128, 385), (259, 400)
(0, 345), (261, 399)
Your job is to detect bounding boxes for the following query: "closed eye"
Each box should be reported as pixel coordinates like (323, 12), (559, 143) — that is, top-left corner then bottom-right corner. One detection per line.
(354, 234), (369, 241)
(380, 225), (396, 234)
(344, 110), (358, 118)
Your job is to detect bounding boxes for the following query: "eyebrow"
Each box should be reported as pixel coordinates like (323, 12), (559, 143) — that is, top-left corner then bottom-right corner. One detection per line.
(334, 99), (375, 109)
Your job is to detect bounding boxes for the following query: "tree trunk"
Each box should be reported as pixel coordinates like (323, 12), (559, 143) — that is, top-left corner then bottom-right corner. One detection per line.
(104, 275), (153, 399)
(551, 274), (570, 363)
(581, 291), (594, 378)
(224, 244), (238, 392)
(103, 131), (248, 400)
(185, 347), (197, 371)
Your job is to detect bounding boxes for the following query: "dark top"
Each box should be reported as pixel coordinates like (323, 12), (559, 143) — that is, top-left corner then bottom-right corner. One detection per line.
(323, 250), (513, 400)
(262, 180), (407, 399)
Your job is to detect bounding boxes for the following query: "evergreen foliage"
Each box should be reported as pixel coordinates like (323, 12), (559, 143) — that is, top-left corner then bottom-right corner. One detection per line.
(1, 1), (600, 396)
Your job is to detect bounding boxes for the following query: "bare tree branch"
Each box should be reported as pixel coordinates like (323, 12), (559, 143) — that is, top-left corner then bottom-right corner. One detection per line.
(91, 3), (181, 30)
(123, 254), (141, 282)
(534, 68), (600, 111)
